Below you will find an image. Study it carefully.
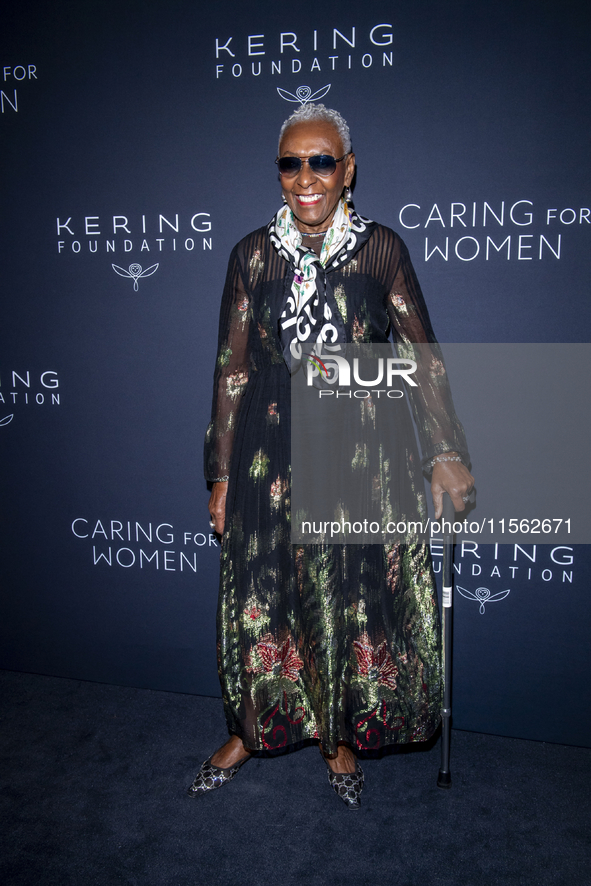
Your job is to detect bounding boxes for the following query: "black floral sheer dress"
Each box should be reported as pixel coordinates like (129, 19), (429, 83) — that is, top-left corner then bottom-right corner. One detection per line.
(204, 223), (468, 756)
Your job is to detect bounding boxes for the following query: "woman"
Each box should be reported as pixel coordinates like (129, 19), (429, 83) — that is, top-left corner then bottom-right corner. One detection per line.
(189, 104), (473, 808)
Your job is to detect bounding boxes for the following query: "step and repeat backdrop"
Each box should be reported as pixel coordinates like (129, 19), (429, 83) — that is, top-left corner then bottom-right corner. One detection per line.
(1, 0), (590, 746)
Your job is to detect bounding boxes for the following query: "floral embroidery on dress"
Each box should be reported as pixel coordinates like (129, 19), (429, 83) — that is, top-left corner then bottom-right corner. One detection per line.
(333, 282), (347, 323)
(226, 369), (248, 400)
(249, 248), (264, 288)
(249, 449), (270, 480)
(235, 295), (251, 326)
(270, 476), (288, 509)
(259, 689), (309, 750)
(266, 402), (279, 425)
(351, 316), (366, 342)
(247, 634), (304, 701)
(352, 442), (369, 470)
(348, 597), (368, 630)
(360, 395), (376, 427)
(241, 593), (271, 634)
(390, 291), (405, 308)
(257, 307), (282, 363)
(429, 357), (446, 377)
(217, 346), (232, 367)
(355, 699), (406, 749)
(385, 544), (401, 593)
(246, 531), (259, 562)
(374, 443), (393, 525)
(352, 631), (399, 706)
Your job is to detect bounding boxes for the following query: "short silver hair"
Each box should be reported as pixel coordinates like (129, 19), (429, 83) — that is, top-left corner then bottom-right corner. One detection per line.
(278, 103), (352, 154)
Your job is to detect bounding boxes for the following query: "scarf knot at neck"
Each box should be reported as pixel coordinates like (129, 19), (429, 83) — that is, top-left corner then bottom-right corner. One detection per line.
(267, 198), (375, 371)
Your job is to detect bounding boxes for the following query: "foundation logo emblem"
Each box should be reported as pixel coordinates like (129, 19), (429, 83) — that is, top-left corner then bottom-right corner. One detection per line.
(277, 84), (331, 105)
(457, 585), (511, 614)
(112, 262), (160, 291)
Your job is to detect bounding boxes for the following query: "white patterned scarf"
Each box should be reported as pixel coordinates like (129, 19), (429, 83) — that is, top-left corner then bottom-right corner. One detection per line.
(267, 198), (375, 370)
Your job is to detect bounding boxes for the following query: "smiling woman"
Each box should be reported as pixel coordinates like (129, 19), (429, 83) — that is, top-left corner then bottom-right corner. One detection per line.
(190, 103), (473, 809)
(277, 119), (355, 233)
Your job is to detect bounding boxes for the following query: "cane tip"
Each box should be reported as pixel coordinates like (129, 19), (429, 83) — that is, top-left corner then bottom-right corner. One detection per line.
(437, 770), (452, 789)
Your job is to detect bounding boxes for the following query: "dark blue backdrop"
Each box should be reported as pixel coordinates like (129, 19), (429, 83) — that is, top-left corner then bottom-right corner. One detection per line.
(1, 0), (589, 747)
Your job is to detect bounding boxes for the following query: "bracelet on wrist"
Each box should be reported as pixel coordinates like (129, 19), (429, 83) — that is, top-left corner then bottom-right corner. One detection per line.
(426, 455), (463, 470)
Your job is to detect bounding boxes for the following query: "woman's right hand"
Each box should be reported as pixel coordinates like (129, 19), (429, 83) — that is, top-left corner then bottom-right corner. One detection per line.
(208, 481), (228, 535)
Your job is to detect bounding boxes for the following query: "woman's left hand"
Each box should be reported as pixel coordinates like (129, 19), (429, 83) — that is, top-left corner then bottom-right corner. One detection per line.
(431, 456), (474, 519)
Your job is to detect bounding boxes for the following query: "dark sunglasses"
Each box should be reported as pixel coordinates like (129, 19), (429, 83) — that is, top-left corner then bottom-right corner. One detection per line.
(275, 153), (349, 177)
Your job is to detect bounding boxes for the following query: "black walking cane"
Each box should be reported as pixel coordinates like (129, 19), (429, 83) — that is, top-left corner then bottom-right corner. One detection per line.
(437, 491), (455, 789)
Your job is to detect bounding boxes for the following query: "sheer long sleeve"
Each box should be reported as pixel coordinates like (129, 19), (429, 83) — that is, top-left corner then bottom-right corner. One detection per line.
(204, 244), (252, 482)
(384, 236), (470, 469)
